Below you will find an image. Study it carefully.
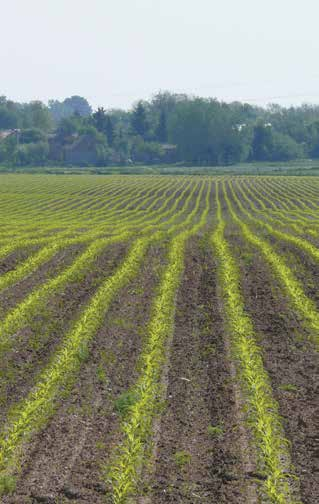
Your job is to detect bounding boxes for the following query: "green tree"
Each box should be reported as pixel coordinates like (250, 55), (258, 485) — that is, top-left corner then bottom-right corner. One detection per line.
(22, 101), (53, 131)
(63, 96), (92, 116)
(20, 128), (46, 144)
(131, 101), (148, 138)
(307, 121), (319, 157)
(105, 116), (115, 146)
(0, 106), (18, 129)
(251, 124), (274, 161)
(56, 115), (81, 141)
(92, 107), (108, 132)
(49, 96), (92, 122)
(168, 98), (244, 165)
(271, 131), (303, 161)
(15, 141), (49, 165)
(155, 109), (168, 142)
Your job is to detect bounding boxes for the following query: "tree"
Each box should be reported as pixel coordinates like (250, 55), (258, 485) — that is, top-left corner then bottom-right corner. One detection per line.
(251, 124), (274, 161)
(0, 134), (17, 162)
(22, 101), (53, 131)
(63, 96), (92, 117)
(113, 127), (130, 162)
(49, 96), (92, 122)
(15, 141), (49, 165)
(2, 92), (319, 167)
(131, 101), (148, 138)
(56, 115), (82, 141)
(307, 121), (319, 157)
(105, 116), (115, 146)
(155, 110), (168, 142)
(20, 128), (46, 144)
(271, 132), (303, 161)
(0, 106), (18, 129)
(131, 136), (165, 163)
(92, 107), (107, 132)
(168, 98), (244, 165)
(91, 108), (115, 146)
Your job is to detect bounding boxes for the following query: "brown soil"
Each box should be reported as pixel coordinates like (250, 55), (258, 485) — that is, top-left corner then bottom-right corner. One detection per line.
(265, 236), (319, 309)
(0, 241), (129, 425)
(0, 243), (86, 317)
(3, 243), (164, 504)
(147, 237), (252, 503)
(1, 179), (317, 504)
(0, 246), (40, 276)
(228, 226), (319, 504)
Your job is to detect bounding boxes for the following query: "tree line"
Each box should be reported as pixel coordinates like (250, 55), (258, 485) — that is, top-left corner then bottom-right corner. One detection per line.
(1, 92), (319, 166)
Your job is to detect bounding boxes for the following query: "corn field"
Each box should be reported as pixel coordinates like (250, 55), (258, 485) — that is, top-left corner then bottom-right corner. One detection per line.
(0, 174), (318, 504)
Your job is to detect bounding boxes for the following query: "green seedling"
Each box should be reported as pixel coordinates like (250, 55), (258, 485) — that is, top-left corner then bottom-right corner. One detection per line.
(0, 474), (16, 495)
(279, 384), (298, 392)
(114, 391), (140, 418)
(173, 450), (192, 468)
(207, 424), (224, 438)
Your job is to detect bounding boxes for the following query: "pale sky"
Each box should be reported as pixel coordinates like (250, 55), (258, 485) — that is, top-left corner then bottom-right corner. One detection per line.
(1, 0), (319, 110)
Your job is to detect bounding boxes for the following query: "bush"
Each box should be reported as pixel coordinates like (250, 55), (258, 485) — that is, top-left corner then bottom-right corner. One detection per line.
(15, 141), (49, 165)
(271, 132), (304, 161)
(131, 136), (165, 163)
(20, 128), (46, 144)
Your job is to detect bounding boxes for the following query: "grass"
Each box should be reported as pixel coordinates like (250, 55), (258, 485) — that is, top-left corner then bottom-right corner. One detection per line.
(2, 158), (319, 176)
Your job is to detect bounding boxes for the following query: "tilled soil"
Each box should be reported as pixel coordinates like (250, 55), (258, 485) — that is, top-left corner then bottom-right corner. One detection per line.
(0, 245), (40, 277)
(0, 241), (129, 425)
(148, 237), (251, 503)
(265, 236), (319, 309)
(0, 243), (86, 317)
(3, 243), (164, 503)
(229, 227), (319, 504)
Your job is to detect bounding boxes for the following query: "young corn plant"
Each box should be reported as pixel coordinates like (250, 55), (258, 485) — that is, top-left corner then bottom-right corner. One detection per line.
(105, 185), (211, 503)
(0, 234), (155, 492)
(225, 181), (319, 349)
(212, 182), (299, 504)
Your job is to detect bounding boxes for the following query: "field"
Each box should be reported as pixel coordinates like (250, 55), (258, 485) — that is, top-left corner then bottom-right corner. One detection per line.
(0, 174), (318, 504)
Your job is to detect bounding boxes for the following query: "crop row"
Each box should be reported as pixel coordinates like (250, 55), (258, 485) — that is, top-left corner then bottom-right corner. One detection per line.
(0, 180), (210, 494)
(106, 183), (211, 502)
(212, 182), (295, 503)
(223, 182), (319, 349)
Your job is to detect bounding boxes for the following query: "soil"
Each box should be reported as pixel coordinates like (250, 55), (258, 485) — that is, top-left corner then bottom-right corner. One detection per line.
(147, 237), (254, 503)
(228, 226), (319, 504)
(0, 241), (129, 425)
(265, 236), (319, 309)
(0, 243), (86, 317)
(3, 243), (164, 504)
(1, 178), (318, 504)
(0, 245), (40, 276)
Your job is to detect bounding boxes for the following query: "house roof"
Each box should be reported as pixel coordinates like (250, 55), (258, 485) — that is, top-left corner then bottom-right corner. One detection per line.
(0, 129), (20, 140)
(161, 143), (177, 150)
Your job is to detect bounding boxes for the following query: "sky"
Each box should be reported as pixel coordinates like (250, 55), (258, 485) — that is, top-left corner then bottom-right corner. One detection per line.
(1, 0), (319, 110)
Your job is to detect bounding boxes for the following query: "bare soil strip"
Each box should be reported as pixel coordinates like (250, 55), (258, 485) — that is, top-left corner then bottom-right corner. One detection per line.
(0, 244), (85, 317)
(0, 246), (40, 277)
(0, 242), (128, 425)
(229, 228), (319, 504)
(265, 236), (319, 310)
(3, 244), (164, 503)
(148, 237), (250, 504)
